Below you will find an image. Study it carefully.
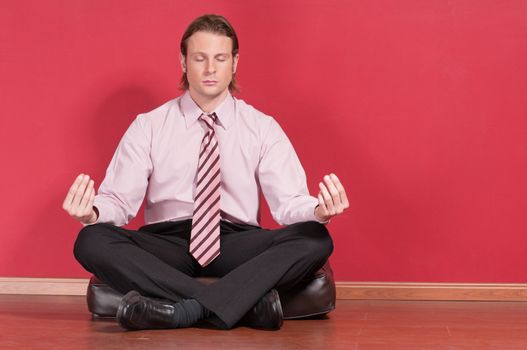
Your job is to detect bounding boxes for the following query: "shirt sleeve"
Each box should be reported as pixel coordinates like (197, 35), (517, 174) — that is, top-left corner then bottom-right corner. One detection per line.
(84, 114), (153, 227)
(257, 117), (328, 226)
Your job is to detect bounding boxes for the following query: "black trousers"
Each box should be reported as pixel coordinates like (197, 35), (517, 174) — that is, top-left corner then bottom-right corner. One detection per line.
(73, 219), (333, 328)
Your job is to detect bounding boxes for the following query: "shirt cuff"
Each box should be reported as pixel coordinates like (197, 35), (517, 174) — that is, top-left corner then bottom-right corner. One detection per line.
(81, 197), (116, 226)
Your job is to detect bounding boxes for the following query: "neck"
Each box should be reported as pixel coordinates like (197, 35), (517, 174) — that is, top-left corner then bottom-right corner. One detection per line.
(189, 88), (229, 113)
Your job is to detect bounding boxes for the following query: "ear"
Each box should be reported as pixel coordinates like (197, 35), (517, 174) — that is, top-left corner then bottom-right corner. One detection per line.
(232, 54), (239, 74)
(180, 53), (186, 73)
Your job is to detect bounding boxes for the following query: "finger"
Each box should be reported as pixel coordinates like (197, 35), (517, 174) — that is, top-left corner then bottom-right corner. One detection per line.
(324, 175), (343, 211)
(62, 174), (85, 210)
(79, 180), (94, 213)
(329, 173), (350, 209)
(71, 174), (91, 209)
(80, 187), (95, 219)
(317, 192), (328, 214)
(88, 184), (95, 206)
(319, 182), (335, 215)
(77, 188), (95, 220)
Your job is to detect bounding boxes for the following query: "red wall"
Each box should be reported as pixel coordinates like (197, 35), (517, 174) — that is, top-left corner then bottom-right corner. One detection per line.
(1, 0), (526, 282)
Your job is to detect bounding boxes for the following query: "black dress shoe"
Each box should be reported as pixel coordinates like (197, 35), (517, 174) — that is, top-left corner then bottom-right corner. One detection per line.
(239, 289), (283, 330)
(116, 290), (179, 330)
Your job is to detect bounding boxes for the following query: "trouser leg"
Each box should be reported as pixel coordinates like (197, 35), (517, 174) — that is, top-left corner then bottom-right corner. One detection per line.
(74, 219), (333, 329)
(193, 220), (333, 329)
(73, 220), (205, 302)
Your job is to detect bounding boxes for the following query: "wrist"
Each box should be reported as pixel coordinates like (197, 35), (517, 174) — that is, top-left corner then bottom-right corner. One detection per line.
(314, 205), (328, 222)
(84, 207), (99, 225)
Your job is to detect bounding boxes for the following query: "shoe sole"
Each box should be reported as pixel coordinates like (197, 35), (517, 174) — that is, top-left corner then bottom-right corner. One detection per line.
(270, 289), (284, 330)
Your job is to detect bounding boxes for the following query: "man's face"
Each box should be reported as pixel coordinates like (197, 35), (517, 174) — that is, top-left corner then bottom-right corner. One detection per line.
(181, 31), (239, 101)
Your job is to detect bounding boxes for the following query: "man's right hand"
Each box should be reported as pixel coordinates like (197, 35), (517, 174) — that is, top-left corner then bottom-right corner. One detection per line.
(63, 173), (98, 225)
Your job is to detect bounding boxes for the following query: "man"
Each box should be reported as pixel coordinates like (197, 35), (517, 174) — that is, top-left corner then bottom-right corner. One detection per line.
(63, 14), (349, 331)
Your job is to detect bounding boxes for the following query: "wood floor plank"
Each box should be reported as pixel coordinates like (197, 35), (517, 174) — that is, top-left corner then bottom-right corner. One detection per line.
(1, 295), (527, 349)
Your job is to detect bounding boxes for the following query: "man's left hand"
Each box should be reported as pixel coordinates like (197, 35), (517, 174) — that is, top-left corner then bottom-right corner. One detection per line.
(314, 173), (350, 222)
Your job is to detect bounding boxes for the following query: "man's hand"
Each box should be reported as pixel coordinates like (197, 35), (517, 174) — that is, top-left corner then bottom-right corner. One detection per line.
(314, 173), (350, 222)
(62, 173), (98, 225)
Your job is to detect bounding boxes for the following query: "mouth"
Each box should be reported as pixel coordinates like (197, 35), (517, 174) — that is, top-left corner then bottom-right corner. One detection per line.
(203, 80), (218, 86)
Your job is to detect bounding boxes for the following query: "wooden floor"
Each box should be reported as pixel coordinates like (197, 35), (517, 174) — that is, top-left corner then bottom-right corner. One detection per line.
(1, 295), (527, 349)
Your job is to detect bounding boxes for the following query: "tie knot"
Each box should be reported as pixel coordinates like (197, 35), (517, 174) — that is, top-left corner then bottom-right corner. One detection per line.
(200, 113), (217, 130)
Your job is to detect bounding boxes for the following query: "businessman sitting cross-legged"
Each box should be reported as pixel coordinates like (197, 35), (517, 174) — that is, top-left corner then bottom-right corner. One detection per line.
(63, 14), (350, 331)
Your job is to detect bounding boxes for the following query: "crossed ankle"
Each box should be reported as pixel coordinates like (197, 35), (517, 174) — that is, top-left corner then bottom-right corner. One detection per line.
(175, 299), (212, 326)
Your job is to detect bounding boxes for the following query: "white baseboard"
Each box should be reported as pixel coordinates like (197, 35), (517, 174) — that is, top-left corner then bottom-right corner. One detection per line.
(2, 278), (527, 301)
(336, 282), (527, 301)
(0, 277), (89, 296)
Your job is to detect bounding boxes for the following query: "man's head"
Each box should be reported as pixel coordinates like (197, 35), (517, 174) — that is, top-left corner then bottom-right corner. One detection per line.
(180, 14), (239, 100)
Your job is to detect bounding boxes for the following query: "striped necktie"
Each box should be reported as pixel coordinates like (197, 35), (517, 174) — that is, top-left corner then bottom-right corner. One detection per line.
(190, 113), (221, 267)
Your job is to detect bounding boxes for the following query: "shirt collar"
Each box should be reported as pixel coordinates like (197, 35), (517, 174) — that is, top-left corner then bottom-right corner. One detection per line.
(180, 90), (235, 130)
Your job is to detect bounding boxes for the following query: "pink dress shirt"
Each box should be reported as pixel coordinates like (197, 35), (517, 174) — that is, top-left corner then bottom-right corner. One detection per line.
(91, 91), (323, 227)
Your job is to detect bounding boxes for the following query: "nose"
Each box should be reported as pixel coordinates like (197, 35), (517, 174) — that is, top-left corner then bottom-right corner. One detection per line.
(205, 59), (216, 75)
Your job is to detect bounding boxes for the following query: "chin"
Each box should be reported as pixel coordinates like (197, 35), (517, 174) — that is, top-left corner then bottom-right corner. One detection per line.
(201, 86), (228, 96)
